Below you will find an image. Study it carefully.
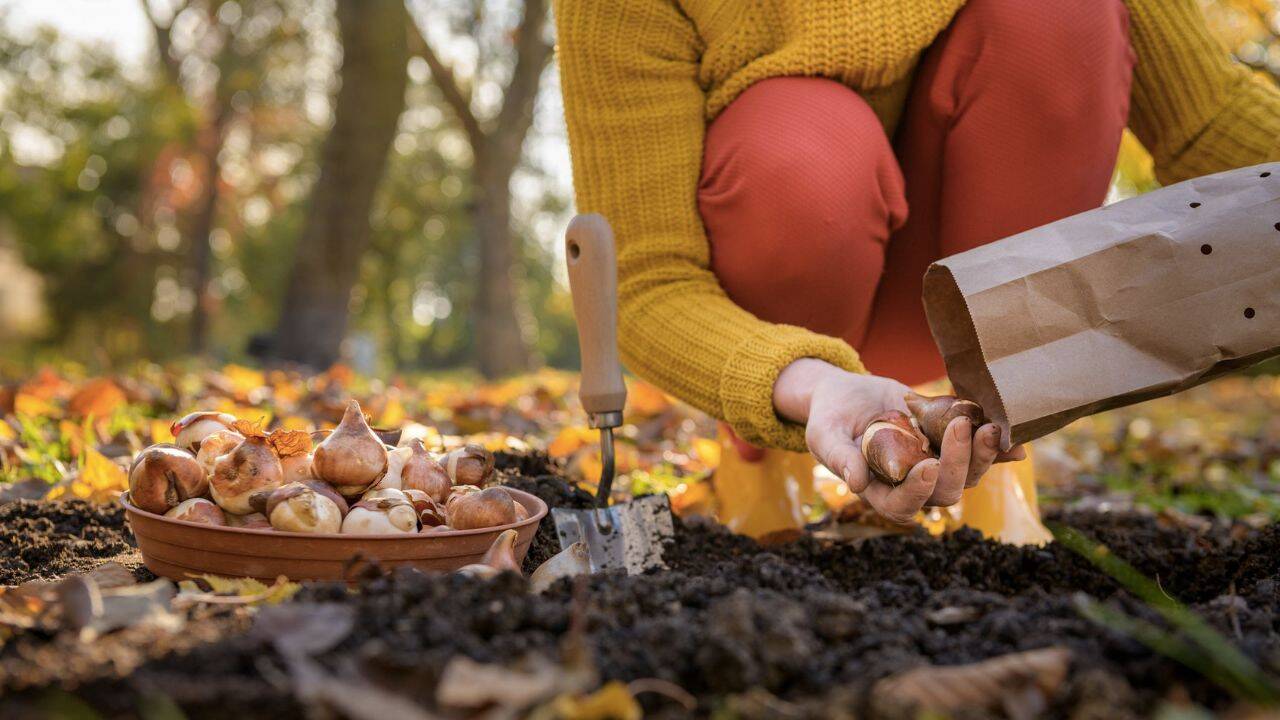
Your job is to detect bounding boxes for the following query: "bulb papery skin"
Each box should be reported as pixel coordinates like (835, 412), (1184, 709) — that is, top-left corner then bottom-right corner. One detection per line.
(129, 444), (208, 515)
(421, 524), (454, 535)
(195, 430), (245, 477)
(210, 436), (284, 515)
(280, 453), (314, 485)
(312, 400), (388, 497)
(374, 446), (413, 491)
(341, 499), (417, 534)
(171, 412), (238, 452)
(361, 487), (408, 502)
(266, 482), (342, 534)
(479, 529), (522, 573)
(448, 487), (519, 530)
(404, 490), (447, 527)
(399, 441), (452, 503)
(164, 498), (227, 526)
(229, 512), (272, 530)
(442, 444), (495, 487)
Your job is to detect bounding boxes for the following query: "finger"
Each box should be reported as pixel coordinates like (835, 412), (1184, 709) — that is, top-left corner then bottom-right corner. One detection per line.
(965, 423), (1002, 487)
(928, 417), (971, 503)
(863, 458), (939, 524)
(807, 425), (871, 493)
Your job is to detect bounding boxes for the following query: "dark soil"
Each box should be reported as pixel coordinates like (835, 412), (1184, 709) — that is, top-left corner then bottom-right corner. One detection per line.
(1, 453), (1277, 719)
(0, 500), (149, 585)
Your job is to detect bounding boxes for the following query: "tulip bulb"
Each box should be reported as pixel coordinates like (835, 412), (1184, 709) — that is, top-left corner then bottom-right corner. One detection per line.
(904, 392), (986, 450)
(129, 444), (208, 515)
(170, 412), (237, 453)
(312, 400), (388, 497)
(268, 429), (315, 485)
(529, 541), (591, 593)
(404, 490), (448, 527)
(195, 429), (244, 477)
(341, 497), (417, 534)
(211, 435), (284, 514)
(457, 529), (521, 578)
(442, 444), (495, 487)
(861, 411), (932, 486)
(448, 487), (519, 530)
(399, 441), (451, 503)
(164, 498), (227, 526)
(265, 482), (344, 534)
(229, 512), (272, 530)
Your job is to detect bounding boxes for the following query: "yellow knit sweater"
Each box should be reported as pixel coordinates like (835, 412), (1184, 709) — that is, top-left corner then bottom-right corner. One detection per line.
(554, 0), (1280, 451)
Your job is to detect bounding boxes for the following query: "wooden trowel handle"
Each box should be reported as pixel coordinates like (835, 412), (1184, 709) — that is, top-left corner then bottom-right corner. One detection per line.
(565, 214), (627, 426)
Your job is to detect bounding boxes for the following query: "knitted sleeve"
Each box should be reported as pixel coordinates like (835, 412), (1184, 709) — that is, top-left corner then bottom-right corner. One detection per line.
(1126, 0), (1280, 182)
(553, 0), (865, 451)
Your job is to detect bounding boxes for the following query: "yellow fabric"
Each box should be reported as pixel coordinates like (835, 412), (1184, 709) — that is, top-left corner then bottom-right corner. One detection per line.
(554, 0), (1280, 451)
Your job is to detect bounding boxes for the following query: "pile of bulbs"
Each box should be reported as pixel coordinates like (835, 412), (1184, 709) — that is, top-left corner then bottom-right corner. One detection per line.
(127, 399), (529, 535)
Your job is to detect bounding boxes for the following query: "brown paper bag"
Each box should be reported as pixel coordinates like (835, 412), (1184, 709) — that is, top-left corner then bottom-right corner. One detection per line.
(923, 162), (1280, 448)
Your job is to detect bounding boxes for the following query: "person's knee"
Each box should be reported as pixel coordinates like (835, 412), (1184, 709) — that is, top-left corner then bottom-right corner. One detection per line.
(700, 78), (906, 252)
(956, 0), (1133, 118)
(699, 78), (904, 334)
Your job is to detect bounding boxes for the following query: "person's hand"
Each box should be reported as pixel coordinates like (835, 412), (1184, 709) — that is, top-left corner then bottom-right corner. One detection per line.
(773, 359), (1024, 524)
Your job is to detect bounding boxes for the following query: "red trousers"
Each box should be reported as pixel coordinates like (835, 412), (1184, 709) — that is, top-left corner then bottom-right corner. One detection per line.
(699, 0), (1135, 387)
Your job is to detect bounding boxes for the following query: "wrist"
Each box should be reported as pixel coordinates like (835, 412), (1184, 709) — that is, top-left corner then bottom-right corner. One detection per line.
(773, 358), (844, 424)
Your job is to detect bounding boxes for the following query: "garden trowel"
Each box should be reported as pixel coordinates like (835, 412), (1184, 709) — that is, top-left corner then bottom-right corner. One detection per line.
(553, 214), (674, 574)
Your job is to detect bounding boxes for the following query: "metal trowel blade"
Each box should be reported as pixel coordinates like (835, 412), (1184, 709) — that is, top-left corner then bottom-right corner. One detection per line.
(551, 495), (674, 574)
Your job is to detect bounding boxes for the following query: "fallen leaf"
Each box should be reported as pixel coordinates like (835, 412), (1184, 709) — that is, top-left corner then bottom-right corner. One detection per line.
(176, 574), (300, 607)
(58, 576), (181, 641)
(254, 603), (355, 656)
(67, 378), (127, 419)
(872, 646), (1072, 720)
(437, 655), (565, 710)
(552, 681), (643, 720)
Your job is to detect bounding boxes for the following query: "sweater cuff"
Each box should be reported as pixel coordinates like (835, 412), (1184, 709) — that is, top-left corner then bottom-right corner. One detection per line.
(719, 325), (865, 452)
(1159, 75), (1280, 184)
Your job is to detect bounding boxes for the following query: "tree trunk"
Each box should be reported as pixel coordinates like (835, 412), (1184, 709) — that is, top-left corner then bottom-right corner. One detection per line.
(472, 149), (531, 378)
(187, 107), (228, 354)
(271, 0), (408, 368)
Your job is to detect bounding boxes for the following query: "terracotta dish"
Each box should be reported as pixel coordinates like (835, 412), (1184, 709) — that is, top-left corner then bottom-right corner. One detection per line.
(121, 488), (548, 582)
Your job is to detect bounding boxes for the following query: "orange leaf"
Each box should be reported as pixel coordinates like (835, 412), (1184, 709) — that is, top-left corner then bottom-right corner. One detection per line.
(19, 367), (72, 401)
(548, 427), (594, 459)
(267, 429), (311, 457)
(67, 378), (126, 419)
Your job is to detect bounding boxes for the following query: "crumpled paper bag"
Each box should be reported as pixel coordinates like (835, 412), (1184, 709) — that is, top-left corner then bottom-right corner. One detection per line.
(924, 162), (1279, 448)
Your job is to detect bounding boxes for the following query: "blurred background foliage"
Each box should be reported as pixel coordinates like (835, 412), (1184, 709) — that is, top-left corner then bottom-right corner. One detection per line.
(0, 0), (1275, 378)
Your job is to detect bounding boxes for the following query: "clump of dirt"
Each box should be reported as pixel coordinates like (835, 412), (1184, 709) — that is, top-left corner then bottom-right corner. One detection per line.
(0, 500), (146, 585)
(496, 450), (594, 571)
(1, 464), (1278, 719)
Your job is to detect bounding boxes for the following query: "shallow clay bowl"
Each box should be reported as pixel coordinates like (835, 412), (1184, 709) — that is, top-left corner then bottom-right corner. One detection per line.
(121, 488), (548, 582)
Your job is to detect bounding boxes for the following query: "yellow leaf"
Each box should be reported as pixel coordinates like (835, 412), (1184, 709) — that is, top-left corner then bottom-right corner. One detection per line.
(14, 393), (59, 418)
(59, 420), (85, 458)
(552, 682), (642, 720)
(379, 396), (407, 428)
(80, 447), (128, 501)
(150, 419), (174, 444)
(0, 421), (14, 440)
(690, 437), (720, 468)
(221, 364), (266, 396)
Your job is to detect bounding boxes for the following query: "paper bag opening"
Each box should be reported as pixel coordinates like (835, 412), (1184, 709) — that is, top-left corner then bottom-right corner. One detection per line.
(923, 162), (1280, 449)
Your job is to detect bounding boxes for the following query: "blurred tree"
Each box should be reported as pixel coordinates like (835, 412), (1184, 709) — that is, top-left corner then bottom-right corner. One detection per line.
(139, 0), (303, 353)
(407, 0), (553, 378)
(270, 0), (409, 368)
